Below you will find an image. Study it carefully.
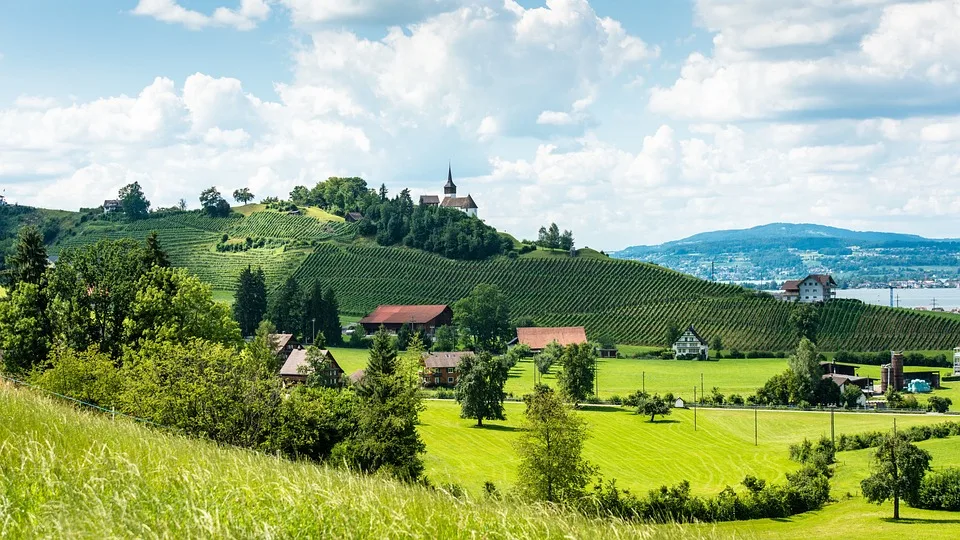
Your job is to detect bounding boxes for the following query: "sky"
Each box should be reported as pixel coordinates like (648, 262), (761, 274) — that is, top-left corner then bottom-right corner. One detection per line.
(2, 0), (960, 250)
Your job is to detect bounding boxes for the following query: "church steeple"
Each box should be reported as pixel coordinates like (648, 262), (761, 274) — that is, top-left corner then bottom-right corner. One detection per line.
(444, 162), (457, 197)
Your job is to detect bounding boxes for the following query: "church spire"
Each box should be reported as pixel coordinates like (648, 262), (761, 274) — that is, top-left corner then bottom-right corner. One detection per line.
(444, 162), (457, 197)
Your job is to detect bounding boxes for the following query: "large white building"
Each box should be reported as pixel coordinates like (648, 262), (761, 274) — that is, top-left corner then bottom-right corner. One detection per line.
(673, 325), (709, 359)
(779, 274), (837, 303)
(418, 165), (479, 217)
(954, 347), (960, 376)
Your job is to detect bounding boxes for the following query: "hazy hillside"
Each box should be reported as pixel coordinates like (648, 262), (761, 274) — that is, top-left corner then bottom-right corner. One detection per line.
(614, 223), (960, 285)
(4, 205), (960, 350)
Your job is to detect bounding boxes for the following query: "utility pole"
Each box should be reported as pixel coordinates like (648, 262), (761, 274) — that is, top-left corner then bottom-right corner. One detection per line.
(694, 386), (697, 431)
(312, 318), (316, 344)
(830, 406), (835, 447)
(893, 418), (900, 520)
(754, 405), (758, 446)
(701, 373), (704, 401)
(642, 371), (645, 394)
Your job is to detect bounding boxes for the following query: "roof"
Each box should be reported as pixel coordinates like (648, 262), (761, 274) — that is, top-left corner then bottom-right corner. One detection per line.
(269, 333), (295, 354)
(359, 304), (451, 325)
(782, 274), (836, 291)
(349, 369), (365, 384)
(822, 374), (870, 387)
(419, 195), (440, 205)
(444, 164), (456, 190)
(516, 327), (588, 350)
(279, 348), (337, 378)
(345, 211), (363, 219)
(440, 195), (478, 209)
(424, 351), (471, 369)
(103, 199), (121, 206)
(680, 325), (707, 345)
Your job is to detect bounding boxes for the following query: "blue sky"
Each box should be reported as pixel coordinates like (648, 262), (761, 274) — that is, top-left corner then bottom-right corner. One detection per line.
(2, 0), (960, 249)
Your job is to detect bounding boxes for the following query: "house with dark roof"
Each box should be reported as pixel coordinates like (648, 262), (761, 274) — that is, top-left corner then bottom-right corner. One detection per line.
(279, 348), (344, 386)
(418, 164), (479, 217)
(345, 212), (364, 222)
(421, 351), (471, 388)
(780, 274), (837, 303)
(672, 325), (708, 359)
(268, 333), (300, 361)
(103, 199), (122, 213)
(358, 304), (453, 336)
(515, 327), (588, 353)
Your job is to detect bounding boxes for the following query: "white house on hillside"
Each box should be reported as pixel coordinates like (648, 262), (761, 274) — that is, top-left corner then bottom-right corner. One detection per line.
(954, 347), (960, 377)
(673, 325), (708, 359)
(780, 274), (837, 303)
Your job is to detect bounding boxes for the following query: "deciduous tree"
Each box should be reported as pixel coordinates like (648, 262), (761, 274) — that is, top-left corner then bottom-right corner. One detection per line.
(232, 188), (255, 204)
(638, 393), (672, 422)
(455, 352), (509, 427)
(453, 283), (511, 352)
(557, 342), (596, 405)
(119, 181), (150, 219)
(789, 303), (820, 343)
(515, 386), (596, 503)
(200, 186), (231, 217)
(861, 433), (932, 520)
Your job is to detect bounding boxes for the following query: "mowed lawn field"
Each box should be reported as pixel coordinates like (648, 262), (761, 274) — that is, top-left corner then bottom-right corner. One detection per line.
(418, 399), (955, 495)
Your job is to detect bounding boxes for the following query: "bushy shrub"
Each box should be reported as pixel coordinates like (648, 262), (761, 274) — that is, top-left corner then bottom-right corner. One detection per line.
(727, 349), (744, 359)
(609, 395), (623, 405)
(917, 468), (960, 511)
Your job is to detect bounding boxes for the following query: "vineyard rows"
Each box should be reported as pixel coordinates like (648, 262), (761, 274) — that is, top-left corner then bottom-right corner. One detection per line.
(292, 244), (960, 350)
(226, 212), (356, 241)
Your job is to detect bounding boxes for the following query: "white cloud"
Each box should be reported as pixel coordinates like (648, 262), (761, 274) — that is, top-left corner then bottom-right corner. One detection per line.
(278, 0), (463, 25)
(132, 0), (270, 30)
(651, 0), (960, 122)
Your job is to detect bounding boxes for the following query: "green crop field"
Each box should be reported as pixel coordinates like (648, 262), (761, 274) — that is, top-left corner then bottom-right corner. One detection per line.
(7, 204), (958, 350)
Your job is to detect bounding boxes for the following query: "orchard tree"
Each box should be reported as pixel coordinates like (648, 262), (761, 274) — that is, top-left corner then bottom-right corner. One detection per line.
(453, 283), (511, 352)
(515, 386), (596, 503)
(638, 393), (672, 422)
(455, 352), (509, 427)
(432, 325), (458, 352)
(927, 396), (952, 413)
(788, 338), (823, 403)
(861, 434), (932, 520)
(789, 302), (820, 343)
(710, 335), (723, 356)
(232, 188), (255, 204)
(119, 181), (150, 219)
(557, 342), (596, 405)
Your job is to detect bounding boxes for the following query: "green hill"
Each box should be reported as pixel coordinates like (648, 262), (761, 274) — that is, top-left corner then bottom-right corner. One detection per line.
(5, 204), (960, 350)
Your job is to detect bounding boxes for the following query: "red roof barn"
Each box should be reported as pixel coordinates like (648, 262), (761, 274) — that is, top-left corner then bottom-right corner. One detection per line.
(359, 304), (453, 336)
(515, 327), (588, 352)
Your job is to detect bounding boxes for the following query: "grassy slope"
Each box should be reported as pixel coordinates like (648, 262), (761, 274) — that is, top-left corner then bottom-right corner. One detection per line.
(10, 204), (960, 350)
(0, 384), (700, 540)
(418, 400), (955, 495)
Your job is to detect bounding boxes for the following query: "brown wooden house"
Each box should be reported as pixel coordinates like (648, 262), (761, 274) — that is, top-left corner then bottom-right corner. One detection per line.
(359, 305), (453, 336)
(279, 348), (344, 386)
(421, 351), (471, 388)
(269, 333), (300, 361)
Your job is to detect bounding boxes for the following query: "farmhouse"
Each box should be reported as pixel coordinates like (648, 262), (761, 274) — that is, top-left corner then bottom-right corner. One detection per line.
(820, 361), (858, 377)
(954, 347), (960, 376)
(279, 348), (344, 386)
(421, 351), (470, 388)
(103, 199), (122, 213)
(418, 165), (479, 217)
(345, 212), (364, 223)
(779, 274), (837, 303)
(672, 325), (708, 359)
(515, 326), (588, 353)
(359, 304), (453, 336)
(269, 333), (300, 361)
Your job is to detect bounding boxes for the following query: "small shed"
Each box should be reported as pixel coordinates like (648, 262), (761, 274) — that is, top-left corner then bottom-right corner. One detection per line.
(674, 397), (686, 409)
(345, 212), (364, 222)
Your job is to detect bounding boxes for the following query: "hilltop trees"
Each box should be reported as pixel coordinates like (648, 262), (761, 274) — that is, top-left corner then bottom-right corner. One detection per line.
(454, 283), (511, 352)
(233, 188), (255, 204)
(515, 386), (596, 503)
(536, 223), (575, 251)
(861, 434), (932, 519)
(455, 352), (509, 427)
(118, 181), (150, 220)
(233, 266), (267, 337)
(200, 187), (231, 217)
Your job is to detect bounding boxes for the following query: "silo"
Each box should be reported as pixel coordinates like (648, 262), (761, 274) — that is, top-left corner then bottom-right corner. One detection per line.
(891, 351), (905, 391)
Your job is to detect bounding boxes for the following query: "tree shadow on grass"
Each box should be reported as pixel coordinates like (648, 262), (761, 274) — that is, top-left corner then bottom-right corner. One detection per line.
(471, 424), (521, 432)
(880, 517), (960, 525)
(645, 419), (681, 425)
(577, 405), (627, 413)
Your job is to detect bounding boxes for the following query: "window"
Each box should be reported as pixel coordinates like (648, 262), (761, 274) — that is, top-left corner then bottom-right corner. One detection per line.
(434, 377), (440, 384)
(447, 367), (456, 374)
(447, 377), (454, 384)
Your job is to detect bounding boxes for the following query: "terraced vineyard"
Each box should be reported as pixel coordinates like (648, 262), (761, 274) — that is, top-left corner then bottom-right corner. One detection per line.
(35, 208), (960, 349)
(292, 243), (960, 350)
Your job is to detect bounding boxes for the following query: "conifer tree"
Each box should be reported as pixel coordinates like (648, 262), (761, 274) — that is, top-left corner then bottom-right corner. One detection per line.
(8, 225), (48, 287)
(322, 286), (342, 345)
(144, 231), (170, 268)
(233, 266), (267, 337)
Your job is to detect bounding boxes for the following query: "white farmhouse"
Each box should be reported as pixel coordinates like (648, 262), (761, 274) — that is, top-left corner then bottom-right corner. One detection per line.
(780, 274), (837, 303)
(672, 325), (709, 359)
(954, 347), (960, 377)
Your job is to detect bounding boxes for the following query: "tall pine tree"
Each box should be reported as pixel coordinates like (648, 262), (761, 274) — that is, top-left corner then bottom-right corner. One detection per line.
(267, 276), (302, 336)
(233, 266), (267, 337)
(322, 286), (341, 345)
(144, 232), (170, 268)
(8, 225), (48, 286)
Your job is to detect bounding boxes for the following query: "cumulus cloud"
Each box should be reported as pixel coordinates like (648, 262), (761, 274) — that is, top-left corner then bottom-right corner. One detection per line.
(277, 0), (463, 25)
(132, 0), (270, 30)
(651, 0), (960, 122)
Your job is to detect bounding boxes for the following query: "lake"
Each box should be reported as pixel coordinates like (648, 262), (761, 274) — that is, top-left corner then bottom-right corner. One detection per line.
(836, 288), (960, 310)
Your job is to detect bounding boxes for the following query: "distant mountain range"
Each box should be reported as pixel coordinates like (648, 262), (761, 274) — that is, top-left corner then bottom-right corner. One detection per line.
(613, 223), (960, 286)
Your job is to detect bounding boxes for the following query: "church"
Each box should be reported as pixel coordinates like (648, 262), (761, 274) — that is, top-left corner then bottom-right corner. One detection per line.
(418, 165), (479, 217)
